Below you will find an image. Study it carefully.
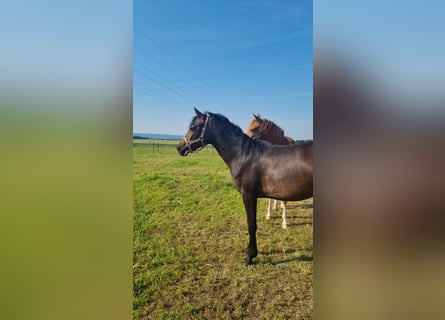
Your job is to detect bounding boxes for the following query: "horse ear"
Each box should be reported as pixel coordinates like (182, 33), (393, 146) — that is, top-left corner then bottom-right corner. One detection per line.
(254, 113), (261, 121)
(194, 107), (205, 118)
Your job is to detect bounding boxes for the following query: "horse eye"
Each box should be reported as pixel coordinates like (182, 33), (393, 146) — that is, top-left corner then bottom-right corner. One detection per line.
(190, 124), (202, 131)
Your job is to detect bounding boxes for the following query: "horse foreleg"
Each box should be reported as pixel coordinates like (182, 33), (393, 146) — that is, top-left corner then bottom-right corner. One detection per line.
(242, 193), (258, 266)
(281, 201), (288, 229)
(266, 199), (272, 220)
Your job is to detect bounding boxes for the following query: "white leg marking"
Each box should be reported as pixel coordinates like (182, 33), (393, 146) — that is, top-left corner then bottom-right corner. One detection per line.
(266, 199), (272, 220)
(281, 201), (288, 229)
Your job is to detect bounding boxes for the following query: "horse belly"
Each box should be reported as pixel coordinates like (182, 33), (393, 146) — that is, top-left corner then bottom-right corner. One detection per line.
(260, 166), (312, 201)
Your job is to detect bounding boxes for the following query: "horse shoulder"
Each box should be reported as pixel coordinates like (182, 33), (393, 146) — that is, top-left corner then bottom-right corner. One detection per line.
(229, 157), (262, 194)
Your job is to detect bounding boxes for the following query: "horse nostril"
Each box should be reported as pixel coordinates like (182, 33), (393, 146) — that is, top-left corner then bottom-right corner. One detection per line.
(177, 140), (184, 152)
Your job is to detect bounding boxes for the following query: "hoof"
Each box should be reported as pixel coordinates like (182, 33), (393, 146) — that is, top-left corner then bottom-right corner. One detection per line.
(243, 247), (258, 266)
(265, 215), (271, 220)
(282, 223), (288, 229)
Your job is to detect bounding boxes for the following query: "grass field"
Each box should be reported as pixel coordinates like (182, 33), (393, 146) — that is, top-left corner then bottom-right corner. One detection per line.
(133, 139), (313, 319)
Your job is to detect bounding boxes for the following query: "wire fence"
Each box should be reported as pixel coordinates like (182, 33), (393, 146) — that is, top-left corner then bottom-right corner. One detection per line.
(133, 138), (216, 155)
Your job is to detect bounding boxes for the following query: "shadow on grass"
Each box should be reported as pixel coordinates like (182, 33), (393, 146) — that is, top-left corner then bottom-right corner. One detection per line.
(285, 203), (313, 210)
(259, 249), (313, 265)
(269, 255), (313, 265)
(286, 221), (313, 227)
(265, 216), (313, 227)
(258, 255), (313, 266)
(267, 215), (313, 220)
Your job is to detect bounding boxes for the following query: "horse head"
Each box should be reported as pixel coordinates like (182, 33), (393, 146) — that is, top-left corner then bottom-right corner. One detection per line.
(177, 108), (210, 156)
(246, 113), (264, 140)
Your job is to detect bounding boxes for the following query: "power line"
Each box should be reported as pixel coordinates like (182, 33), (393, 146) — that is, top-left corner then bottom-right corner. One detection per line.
(134, 44), (227, 110)
(134, 60), (206, 107)
(134, 85), (178, 105)
(134, 86), (189, 112)
(135, 26), (212, 87)
(134, 69), (203, 107)
(134, 26), (246, 117)
(134, 44), (189, 84)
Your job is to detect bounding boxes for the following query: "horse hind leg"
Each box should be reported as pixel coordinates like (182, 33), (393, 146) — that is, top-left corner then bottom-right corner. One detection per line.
(266, 199), (272, 220)
(273, 199), (278, 211)
(281, 201), (288, 229)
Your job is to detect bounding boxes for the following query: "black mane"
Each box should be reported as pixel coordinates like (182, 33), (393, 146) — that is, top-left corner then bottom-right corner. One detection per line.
(207, 112), (244, 136)
(207, 112), (269, 155)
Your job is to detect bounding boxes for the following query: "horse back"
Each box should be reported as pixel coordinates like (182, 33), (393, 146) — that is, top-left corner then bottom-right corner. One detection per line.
(232, 141), (313, 200)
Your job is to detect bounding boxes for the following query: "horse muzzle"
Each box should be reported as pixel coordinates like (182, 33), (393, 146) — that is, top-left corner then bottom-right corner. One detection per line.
(177, 140), (191, 156)
(177, 137), (207, 156)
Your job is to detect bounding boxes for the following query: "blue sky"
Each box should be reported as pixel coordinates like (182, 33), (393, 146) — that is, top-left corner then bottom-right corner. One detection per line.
(134, 0), (313, 139)
(1, 1), (131, 101)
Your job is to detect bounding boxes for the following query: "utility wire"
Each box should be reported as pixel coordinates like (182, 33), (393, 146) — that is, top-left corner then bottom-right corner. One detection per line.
(134, 60), (206, 107)
(134, 86), (189, 112)
(134, 69), (203, 107)
(134, 44), (227, 110)
(134, 26), (246, 116)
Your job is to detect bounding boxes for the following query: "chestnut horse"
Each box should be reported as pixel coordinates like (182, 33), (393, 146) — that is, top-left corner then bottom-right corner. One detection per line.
(177, 108), (313, 266)
(246, 114), (295, 229)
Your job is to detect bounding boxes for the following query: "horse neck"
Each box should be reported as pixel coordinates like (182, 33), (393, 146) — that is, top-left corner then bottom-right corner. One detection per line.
(207, 120), (246, 167)
(261, 121), (289, 145)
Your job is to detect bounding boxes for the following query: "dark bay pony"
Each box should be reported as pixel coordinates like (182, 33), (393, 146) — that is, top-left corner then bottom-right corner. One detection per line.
(177, 108), (313, 266)
(246, 114), (295, 229)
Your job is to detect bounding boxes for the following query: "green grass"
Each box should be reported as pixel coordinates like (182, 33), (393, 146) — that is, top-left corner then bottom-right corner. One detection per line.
(133, 139), (313, 319)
